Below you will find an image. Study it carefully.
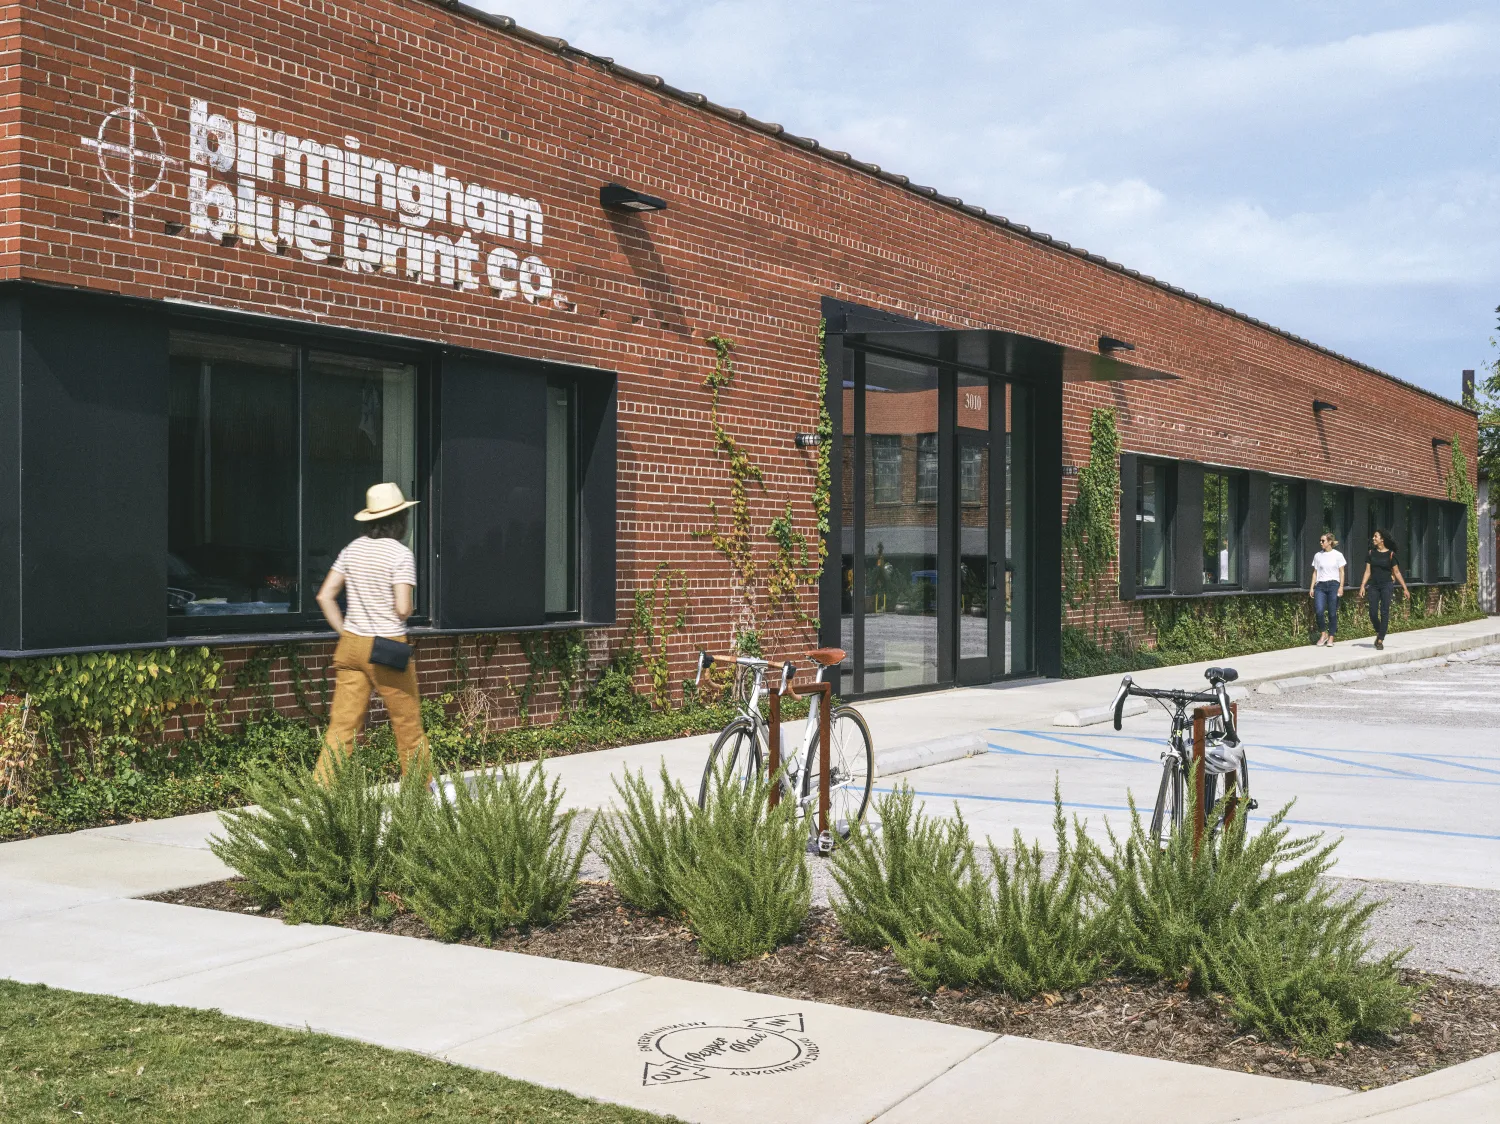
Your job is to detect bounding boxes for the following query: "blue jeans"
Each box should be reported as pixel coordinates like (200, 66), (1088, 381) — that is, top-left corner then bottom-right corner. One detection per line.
(1366, 582), (1393, 638)
(1314, 580), (1341, 635)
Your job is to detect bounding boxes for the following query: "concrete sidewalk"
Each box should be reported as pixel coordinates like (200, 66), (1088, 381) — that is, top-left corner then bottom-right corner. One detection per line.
(0, 828), (1342, 1124)
(2, 816), (1496, 1123)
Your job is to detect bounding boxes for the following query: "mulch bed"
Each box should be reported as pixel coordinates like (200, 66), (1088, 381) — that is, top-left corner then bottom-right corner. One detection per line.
(148, 879), (1500, 1091)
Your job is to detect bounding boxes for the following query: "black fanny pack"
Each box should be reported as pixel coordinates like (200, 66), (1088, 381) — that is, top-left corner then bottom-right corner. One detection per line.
(369, 636), (412, 672)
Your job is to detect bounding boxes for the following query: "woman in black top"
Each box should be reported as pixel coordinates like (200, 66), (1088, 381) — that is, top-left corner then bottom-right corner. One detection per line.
(1358, 529), (1410, 650)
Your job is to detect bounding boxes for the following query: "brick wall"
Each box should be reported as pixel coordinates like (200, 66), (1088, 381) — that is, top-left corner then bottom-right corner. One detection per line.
(10, 0), (1480, 721)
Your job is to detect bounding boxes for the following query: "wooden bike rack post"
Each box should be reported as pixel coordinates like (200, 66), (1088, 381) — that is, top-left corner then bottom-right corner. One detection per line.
(1190, 702), (1239, 854)
(766, 684), (781, 809)
(774, 677), (833, 839)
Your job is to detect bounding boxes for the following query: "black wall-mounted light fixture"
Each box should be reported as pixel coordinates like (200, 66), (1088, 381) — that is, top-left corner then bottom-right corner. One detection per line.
(600, 182), (668, 213)
(1098, 335), (1135, 354)
(1313, 399), (1337, 414)
(794, 432), (822, 449)
(1432, 436), (1452, 449)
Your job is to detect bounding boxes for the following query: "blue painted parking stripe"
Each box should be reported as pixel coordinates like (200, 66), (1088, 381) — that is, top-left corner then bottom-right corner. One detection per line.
(871, 787), (1500, 842)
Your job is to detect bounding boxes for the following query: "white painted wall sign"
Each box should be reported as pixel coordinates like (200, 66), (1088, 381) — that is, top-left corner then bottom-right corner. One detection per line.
(81, 73), (565, 308)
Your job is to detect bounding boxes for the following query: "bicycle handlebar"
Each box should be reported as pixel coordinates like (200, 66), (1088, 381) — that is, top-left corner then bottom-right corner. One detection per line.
(1110, 667), (1240, 746)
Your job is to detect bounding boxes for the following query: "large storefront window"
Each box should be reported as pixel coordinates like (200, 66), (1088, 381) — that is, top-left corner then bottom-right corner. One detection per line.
(168, 334), (300, 618)
(1367, 492), (1394, 541)
(1137, 460), (1169, 590)
(1202, 470), (1241, 585)
(1268, 478), (1300, 584)
(167, 330), (420, 630)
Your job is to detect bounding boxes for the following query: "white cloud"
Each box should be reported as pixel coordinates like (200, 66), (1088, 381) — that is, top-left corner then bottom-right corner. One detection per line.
(467, 0), (1500, 389)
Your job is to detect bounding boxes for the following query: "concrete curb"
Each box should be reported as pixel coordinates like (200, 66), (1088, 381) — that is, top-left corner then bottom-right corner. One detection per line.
(1053, 697), (1147, 727)
(874, 732), (988, 777)
(1232, 1050), (1499, 1123)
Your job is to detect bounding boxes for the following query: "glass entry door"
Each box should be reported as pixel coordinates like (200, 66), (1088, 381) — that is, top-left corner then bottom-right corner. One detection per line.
(842, 353), (1030, 695)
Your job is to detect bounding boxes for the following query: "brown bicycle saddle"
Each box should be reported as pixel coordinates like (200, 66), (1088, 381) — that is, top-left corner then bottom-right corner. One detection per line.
(805, 647), (847, 666)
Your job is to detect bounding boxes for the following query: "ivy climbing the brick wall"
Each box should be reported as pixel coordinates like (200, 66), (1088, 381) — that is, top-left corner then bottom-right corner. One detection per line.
(1061, 407), (1120, 636)
(1445, 434), (1480, 611)
(4, 647), (224, 738)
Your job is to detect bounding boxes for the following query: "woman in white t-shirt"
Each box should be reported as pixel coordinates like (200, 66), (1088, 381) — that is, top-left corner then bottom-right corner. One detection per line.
(312, 482), (430, 785)
(1308, 533), (1347, 647)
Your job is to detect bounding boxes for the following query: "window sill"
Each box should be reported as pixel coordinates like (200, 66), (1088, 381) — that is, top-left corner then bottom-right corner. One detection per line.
(1, 620), (614, 659)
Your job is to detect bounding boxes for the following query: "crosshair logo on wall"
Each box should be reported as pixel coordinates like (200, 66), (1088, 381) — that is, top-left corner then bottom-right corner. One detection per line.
(80, 67), (181, 236)
(637, 1013), (820, 1086)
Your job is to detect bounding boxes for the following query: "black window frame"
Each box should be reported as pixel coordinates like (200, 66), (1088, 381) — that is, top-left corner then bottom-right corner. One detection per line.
(1267, 475), (1302, 587)
(543, 375), (581, 622)
(166, 325), (433, 639)
(1201, 468), (1245, 588)
(1135, 457), (1172, 593)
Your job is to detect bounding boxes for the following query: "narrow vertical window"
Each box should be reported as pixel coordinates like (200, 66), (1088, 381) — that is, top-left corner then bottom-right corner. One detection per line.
(545, 379), (578, 616)
(1268, 479), (1299, 584)
(871, 435), (901, 505)
(1202, 471), (1240, 585)
(1405, 499), (1426, 581)
(916, 434), (938, 504)
(1136, 461), (1168, 589)
(960, 443), (984, 505)
(1436, 505), (1455, 580)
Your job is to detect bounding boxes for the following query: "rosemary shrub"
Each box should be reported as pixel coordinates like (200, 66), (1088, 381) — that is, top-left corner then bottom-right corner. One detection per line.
(395, 761), (589, 942)
(209, 753), (420, 925)
(671, 762), (810, 962)
(829, 783), (977, 948)
(595, 763), (692, 916)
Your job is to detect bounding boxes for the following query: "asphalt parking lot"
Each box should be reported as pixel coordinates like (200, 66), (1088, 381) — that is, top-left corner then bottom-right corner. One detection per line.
(880, 650), (1500, 983)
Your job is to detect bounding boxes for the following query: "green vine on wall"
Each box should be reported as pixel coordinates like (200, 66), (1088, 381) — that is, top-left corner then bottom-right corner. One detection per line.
(1061, 407), (1121, 635)
(234, 643), (331, 724)
(697, 333), (766, 651)
(517, 631), (590, 722)
(811, 318), (834, 568)
(4, 647), (223, 737)
(1445, 434), (1480, 611)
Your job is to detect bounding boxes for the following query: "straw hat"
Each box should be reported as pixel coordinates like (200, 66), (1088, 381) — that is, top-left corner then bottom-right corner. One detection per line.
(354, 482), (419, 522)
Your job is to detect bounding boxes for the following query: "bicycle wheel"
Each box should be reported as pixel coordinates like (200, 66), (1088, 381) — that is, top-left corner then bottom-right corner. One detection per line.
(1149, 755), (1182, 845)
(802, 705), (874, 839)
(699, 717), (762, 808)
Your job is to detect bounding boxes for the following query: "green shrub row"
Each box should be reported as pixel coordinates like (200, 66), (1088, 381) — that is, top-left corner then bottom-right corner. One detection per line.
(830, 784), (1417, 1055)
(597, 763), (811, 961)
(211, 755), (587, 936)
(1063, 588), (1485, 678)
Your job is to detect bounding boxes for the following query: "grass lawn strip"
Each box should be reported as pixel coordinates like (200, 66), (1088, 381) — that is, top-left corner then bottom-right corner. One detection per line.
(0, 978), (679, 1123)
(155, 879), (1500, 1092)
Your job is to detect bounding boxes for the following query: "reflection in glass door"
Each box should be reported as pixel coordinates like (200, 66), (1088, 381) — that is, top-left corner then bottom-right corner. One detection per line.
(957, 372), (993, 684)
(840, 351), (1032, 695)
(861, 355), (940, 693)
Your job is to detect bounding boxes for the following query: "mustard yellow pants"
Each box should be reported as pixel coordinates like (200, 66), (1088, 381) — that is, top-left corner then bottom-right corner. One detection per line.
(314, 633), (431, 785)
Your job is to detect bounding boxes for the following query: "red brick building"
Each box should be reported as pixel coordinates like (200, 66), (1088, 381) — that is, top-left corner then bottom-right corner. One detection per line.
(0, 0), (1479, 713)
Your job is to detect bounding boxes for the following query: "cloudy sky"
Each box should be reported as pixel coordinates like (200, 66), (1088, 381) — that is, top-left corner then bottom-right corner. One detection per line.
(474, 0), (1500, 400)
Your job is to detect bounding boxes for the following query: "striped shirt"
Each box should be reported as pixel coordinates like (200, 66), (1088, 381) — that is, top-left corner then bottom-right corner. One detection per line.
(332, 537), (417, 638)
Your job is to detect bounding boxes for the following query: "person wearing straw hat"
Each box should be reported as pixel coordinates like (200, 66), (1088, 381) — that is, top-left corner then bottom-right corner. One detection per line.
(312, 482), (430, 785)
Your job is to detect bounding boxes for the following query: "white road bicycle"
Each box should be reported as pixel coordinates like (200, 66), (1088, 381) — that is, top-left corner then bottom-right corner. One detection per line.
(694, 647), (874, 845)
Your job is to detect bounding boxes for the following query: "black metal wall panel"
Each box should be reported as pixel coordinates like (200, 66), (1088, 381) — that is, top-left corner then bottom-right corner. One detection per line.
(20, 294), (169, 649)
(1244, 472), (1270, 591)
(437, 355), (547, 628)
(818, 319), (844, 649)
(577, 373), (618, 625)
(0, 301), (19, 650)
(1030, 353), (1064, 679)
(1173, 463), (1205, 596)
(1450, 502), (1468, 584)
(1349, 489), (1369, 572)
(1118, 452), (1138, 600)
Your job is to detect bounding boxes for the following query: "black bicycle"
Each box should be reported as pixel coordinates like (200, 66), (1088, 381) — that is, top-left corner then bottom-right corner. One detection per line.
(1109, 667), (1255, 844)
